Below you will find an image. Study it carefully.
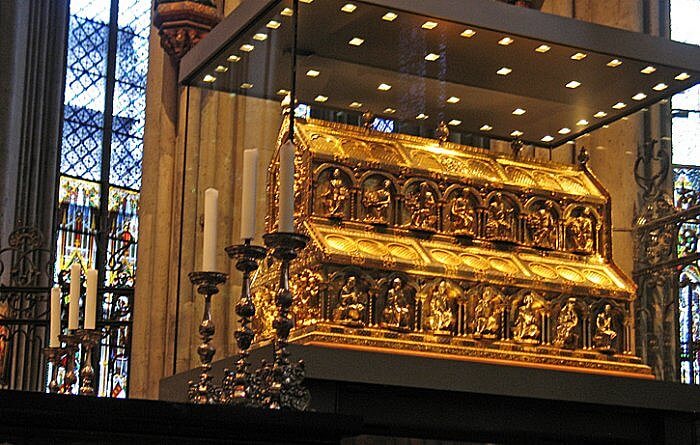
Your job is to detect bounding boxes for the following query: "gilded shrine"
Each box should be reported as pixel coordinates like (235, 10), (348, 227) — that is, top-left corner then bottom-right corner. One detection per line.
(251, 117), (651, 377)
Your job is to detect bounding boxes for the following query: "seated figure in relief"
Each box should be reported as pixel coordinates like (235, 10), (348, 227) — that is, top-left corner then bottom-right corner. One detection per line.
(485, 193), (514, 241)
(332, 276), (366, 327)
(553, 298), (579, 348)
(425, 280), (454, 333)
(473, 286), (502, 338)
(381, 277), (411, 331)
(450, 189), (476, 236)
(511, 293), (541, 343)
(566, 209), (595, 253)
(321, 168), (348, 218)
(363, 179), (392, 224)
(592, 304), (618, 352)
(405, 182), (438, 231)
(527, 203), (557, 249)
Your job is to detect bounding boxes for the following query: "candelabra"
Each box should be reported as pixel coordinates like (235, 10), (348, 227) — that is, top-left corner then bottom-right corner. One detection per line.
(43, 347), (63, 394)
(223, 241), (267, 405)
(187, 271), (228, 404)
(75, 328), (104, 396)
(58, 332), (79, 394)
(261, 231), (311, 410)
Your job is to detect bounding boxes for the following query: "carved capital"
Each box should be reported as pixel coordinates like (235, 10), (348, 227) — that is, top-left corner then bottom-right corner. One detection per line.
(153, 1), (220, 61)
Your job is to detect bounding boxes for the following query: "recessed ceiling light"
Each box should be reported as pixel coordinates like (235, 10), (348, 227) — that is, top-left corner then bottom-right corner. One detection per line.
(512, 108), (526, 115)
(253, 33), (268, 41)
(498, 37), (514, 46)
(570, 52), (587, 60)
(306, 69), (320, 77)
(276, 89), (290, 96)
(558, 127), (571, 134)
(448, 119), (462, 126)
(266, 20), (281, 29)
(240, 82), (253, 89)
(640, 66), (656, 74)
(480, 124), (493, 131)
(349, 102), (362, 108)
(416, 113), (429, 120)
(675, 72), (691, 81)
(461, 29), (476, 38)
(377, 83), (392, 91)
(576, 119), (589, 126)
(422, 21), (438, 29)
(299, 0), (313, 3)
(653, 83), (668, 91)
(383, 108), (396, 114)
(425, 53), (440, 61)
(510, 130), (523, 137)
(446, 96), (460, 104)
(497, 67), (512, 76)
(382, 12), (398, 21)
(535, 44), (551, 53)
(612, 102), (627, 109)
(594, 111), (607, 118)
(632, 92), (647, 101)
(227, 54), (241, 62)
(348, 37), (364, 46)
(541, 135), (554, 142)
(203, 74), (216, 83)
(622, 117), (629, 120)
(240, 44), (254, 52)
(314, 95), (328, 103)
(565, 80), (581, 89)
(341, 3), (357, 13)
(281, 7), (293, 16)
(214, 65), (228, 73)
(607, 59), (623, 67)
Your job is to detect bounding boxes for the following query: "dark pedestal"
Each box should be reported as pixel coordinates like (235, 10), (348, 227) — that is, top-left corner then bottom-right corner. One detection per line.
(0, 388), (360, 444)
(160, 344), (700, 444)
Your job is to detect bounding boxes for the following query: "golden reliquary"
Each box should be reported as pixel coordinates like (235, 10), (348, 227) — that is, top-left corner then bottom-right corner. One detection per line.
(252, 117), (652, 378)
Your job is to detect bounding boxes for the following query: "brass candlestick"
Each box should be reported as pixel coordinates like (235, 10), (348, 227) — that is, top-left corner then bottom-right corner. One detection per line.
(58, 332), (79, 394)
(262, 231), (310, 410)
(43, 346), (63, 394)
(224, 241), (267, 406)
(187, 271), (228, 404)
(75, 328), (103, 396)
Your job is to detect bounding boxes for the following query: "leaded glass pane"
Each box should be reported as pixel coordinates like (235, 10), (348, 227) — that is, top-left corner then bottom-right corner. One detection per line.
(372, 117), (395, 133)
(671, 113), (700, 167)
(61, 0), (111, 179)
(55, 176), (101, 277)
(109, 0), (150, 189)
(106, 187), (139, 287)
(679, 264), (700, 384)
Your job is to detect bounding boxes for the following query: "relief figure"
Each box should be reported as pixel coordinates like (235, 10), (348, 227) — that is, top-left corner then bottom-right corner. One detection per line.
(363, 179), (392, 224)
(566, 209), (595, 253)
(425, 280), (453, 333)
(450, 189), (476, 236)
(593, 304), (617, 351)
(321, 168), (348, 218)
(473, 286), (502, 338)
(381, 277), (411, 331)
(405, 182), (438, 231)
(527, 203), (557, 249)
(485, 193), (514, 241)
(553, 298), (579, 348)
(332, 276), (366, 327)
(512, 293), (541, 343)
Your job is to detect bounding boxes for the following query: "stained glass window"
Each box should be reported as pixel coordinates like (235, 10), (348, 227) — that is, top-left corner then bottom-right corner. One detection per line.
(372, 117), (395, 133)
(54, 0), (150, 398)
(671, 0), (700, 384)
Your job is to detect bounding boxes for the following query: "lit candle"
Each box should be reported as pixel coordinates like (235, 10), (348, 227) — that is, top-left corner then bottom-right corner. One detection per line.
(85, 268), (97, 330)
(68, 263), (80, 330)
(240, 148), (259, 241)
(50, 286), (61, 347)
(202, 188), (219, 271)
(278, 140), (295, 233)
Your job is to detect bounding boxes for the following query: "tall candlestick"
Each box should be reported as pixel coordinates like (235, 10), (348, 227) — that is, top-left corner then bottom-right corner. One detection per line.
(202, 188), (219, 271)
(68, 263), (80, 330)
(278, 140), (295, 233)
(240, 148), (259, 241)
(85, 269), (98, 330)
(50, 286), (61, 347)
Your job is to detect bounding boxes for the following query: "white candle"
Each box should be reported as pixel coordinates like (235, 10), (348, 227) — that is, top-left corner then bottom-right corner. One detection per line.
(278, 140), (295, 233)
(240, 148), (259, 241)
(49, 286), (61, 347)
(85, 269), (98, 330)
(68, 263), (80, 330)
(202, 188), (219, 271)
